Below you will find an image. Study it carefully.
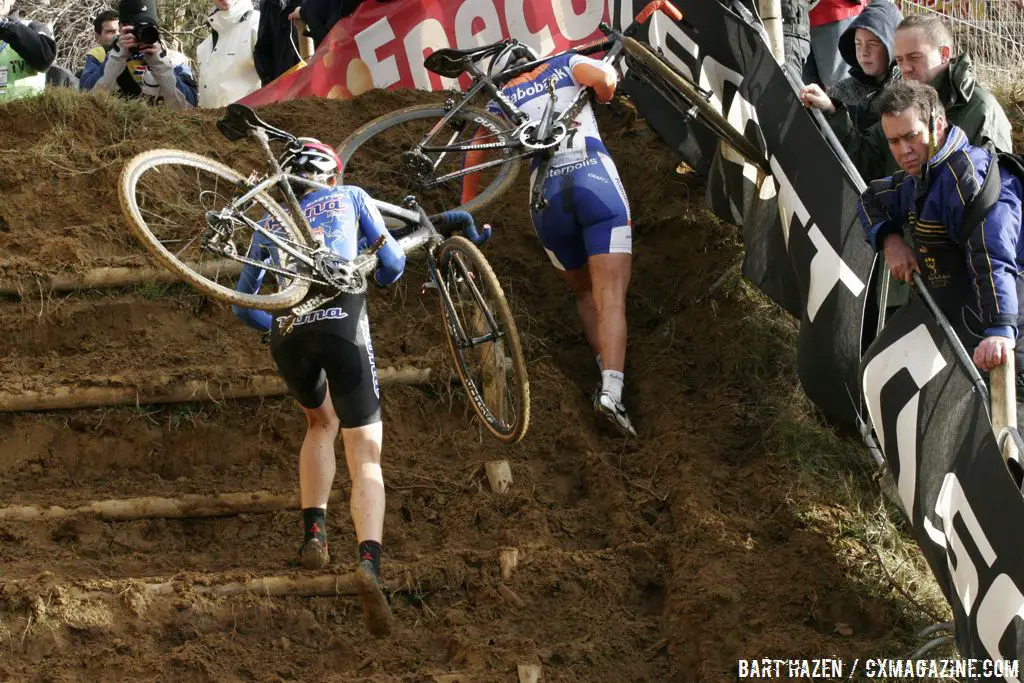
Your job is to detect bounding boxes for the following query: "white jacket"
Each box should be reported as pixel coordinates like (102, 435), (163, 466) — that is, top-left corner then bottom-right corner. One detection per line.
(196, 1), (261, 108)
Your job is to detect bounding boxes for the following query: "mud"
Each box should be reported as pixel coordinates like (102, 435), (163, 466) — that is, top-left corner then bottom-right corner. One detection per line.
(0, 90), (919, 681)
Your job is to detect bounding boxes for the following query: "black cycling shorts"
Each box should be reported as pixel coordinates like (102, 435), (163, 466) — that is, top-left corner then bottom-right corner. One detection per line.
(268, 291), (381, 428)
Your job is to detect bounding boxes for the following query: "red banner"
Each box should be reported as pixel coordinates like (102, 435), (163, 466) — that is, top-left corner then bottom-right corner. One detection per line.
(240, 0), (617, 107)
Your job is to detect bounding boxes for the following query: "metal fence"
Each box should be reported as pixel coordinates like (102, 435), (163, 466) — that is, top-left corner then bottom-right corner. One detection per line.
(897, 0), (1024, 85)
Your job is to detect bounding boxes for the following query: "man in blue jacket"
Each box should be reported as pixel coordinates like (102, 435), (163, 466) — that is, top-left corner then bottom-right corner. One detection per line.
(858, 81), (1024, 403)
(233, 139), (405, 639)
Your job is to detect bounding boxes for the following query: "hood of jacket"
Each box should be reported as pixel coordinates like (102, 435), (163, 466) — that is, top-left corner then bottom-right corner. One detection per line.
(208, 0), (255, 32)
(838, 0), (903, 72)
(930, 52), (977, 111)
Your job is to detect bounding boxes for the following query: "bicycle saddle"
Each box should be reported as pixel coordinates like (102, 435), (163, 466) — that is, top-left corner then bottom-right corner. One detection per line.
(424, 41), (509, 78)
(217, 103), (294, 142)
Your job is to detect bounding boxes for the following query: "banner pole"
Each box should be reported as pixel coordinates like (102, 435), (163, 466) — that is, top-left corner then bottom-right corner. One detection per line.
(757, 0), (785, 63)
(912, 272), (988, 397)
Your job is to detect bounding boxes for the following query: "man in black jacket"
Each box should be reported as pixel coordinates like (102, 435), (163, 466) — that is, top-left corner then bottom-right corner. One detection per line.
(288, 0), (366, 47)
(254, 0), (301, 86)
(0, 0), (56, 101)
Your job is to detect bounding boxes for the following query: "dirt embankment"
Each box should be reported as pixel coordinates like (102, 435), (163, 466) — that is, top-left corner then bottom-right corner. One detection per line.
(0, 90), (922, 682)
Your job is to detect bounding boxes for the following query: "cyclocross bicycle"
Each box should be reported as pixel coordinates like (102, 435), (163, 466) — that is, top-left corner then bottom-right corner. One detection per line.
(118, 104), (530, 443)
(335, 0), (770, 219)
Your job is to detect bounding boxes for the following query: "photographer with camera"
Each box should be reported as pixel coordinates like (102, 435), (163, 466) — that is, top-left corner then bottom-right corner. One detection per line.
(0, 0), (57, 102)
(84, 0), (197, 110)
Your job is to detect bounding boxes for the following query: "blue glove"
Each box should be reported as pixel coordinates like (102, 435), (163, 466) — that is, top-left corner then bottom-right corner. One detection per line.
(438, 210), (491, 245)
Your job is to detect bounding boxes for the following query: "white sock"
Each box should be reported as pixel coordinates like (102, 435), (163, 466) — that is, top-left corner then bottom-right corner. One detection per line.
(601, 370), (624, 403)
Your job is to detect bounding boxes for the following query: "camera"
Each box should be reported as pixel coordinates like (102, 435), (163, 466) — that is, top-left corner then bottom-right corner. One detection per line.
(131, 21), (160, 45)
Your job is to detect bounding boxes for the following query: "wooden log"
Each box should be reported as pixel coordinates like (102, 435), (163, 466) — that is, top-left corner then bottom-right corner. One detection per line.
(0, 490), (349, 522)
(0, 259), (242, 296)
(517, 663), (542, 683)
(498, 547), (519, 580)
(484, 460), (513, 494)
(991, 354), (1020, 465)
(69, 572), (363, 602)
(0, 367), (433, 413)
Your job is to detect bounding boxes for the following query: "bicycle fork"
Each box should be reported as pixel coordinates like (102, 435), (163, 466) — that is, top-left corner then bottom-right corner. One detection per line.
(425, 241), (503, 349)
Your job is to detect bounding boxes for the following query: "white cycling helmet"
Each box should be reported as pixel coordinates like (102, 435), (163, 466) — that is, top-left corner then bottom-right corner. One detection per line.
(279, 137), (343, 179)
(487, 42), (539, 77)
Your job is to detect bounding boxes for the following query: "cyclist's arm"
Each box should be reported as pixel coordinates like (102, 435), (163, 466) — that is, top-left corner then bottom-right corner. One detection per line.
(355, 188), (406, 286)
(570, 55), (617, 103)
(232, 231), (274, 331)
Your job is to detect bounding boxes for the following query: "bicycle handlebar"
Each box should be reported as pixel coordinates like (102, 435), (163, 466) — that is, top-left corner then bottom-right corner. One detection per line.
(636, 0), (683, 24)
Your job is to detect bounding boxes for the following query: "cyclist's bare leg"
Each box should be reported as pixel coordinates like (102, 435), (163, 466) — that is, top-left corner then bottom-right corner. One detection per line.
(588, 252), (631, 374)
(298, 391), (340, 509)
(340, 421), (385, 544)
(560, 266), (601, 363)
(340, 420), (392, 637)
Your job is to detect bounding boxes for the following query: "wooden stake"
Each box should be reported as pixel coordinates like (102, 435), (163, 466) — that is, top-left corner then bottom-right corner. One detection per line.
(0, 259), (242, 296)
(294, 18), (315, 60)
(0, 367), (433, 413)
(497, 584), (524, 609)
(758, 0), (785, 64)
(517, 663), (542, 683)
(991, 354), (1020, 466)
(484, 460), (513, 494)
(498, 547), (519, 580)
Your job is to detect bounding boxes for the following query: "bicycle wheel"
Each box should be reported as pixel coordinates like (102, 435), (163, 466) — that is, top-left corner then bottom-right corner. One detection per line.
(623, 37), (768, 170)
(436, 236), (529, 443)
(337, 103), (521, 219)
(120, 148), (311, 310)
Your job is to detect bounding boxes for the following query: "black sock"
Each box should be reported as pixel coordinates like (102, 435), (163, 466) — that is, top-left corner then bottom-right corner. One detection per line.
(302, 507), (326, 545)
(358, 540), (382, 576)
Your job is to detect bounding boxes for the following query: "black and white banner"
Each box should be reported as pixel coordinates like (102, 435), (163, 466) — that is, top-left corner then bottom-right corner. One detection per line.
(861, 295), (1024, 671)
(619, 0), (877, 427)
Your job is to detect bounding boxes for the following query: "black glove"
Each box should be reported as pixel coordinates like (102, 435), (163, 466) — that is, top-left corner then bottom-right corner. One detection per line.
(260, 331), (271, 345)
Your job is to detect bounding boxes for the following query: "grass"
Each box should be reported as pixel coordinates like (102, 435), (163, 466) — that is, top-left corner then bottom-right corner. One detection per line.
(722, 276), (954, 656)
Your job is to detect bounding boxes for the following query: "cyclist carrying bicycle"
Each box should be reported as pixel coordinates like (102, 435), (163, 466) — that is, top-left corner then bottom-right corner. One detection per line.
(465, 43), (637, 437)
(232, 139), (404, 638)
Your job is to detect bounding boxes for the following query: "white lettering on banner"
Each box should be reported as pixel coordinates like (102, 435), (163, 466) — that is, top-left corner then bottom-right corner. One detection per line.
(935, 473), (997, 615)
(769, 156), (866, 321)
(454, 0), (504, 49)
(860, 323), (946, 514)
(405, 17), (457, 90)
(700, 57), (761, 186)
(505, 0), (556, 56)
(356, 16), (401, 88)
(551, 0), (604, 41)
(977, 574), (1024, 680)
(647, 12), (698, 81)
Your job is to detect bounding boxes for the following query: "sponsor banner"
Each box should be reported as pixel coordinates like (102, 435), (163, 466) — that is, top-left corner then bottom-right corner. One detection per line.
(861, 294), (1024, 669)
(241, 0), (619, 106)
(630, 0), (875, 425)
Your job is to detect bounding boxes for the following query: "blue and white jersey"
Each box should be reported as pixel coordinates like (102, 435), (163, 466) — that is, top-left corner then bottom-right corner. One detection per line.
(488, 52), (616, 169)
(232, 185), (406, 332)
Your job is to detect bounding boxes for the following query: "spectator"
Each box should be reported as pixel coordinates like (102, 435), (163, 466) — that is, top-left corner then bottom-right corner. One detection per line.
(857, 81), (1024, 420)
(83, 0), (198, 110)
(782, 0), (812, 80)
(0, 0), (56, 102)
(197, 0), (261, 108)
(803, 13), (1011, 181)
(80, 10), (118, 82)
(798, 0), (902, 132)
(254, 0), (301, 86)
(806, 0), (866, 89)
(287, 0), (365, 47)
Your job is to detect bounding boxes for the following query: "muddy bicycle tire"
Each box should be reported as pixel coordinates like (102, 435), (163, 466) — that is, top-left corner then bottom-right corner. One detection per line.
(336, 103), (521, 219)
(436, 236), (530, 443)
(119, 149), (311, 310)
(623, 37), (768, 170)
